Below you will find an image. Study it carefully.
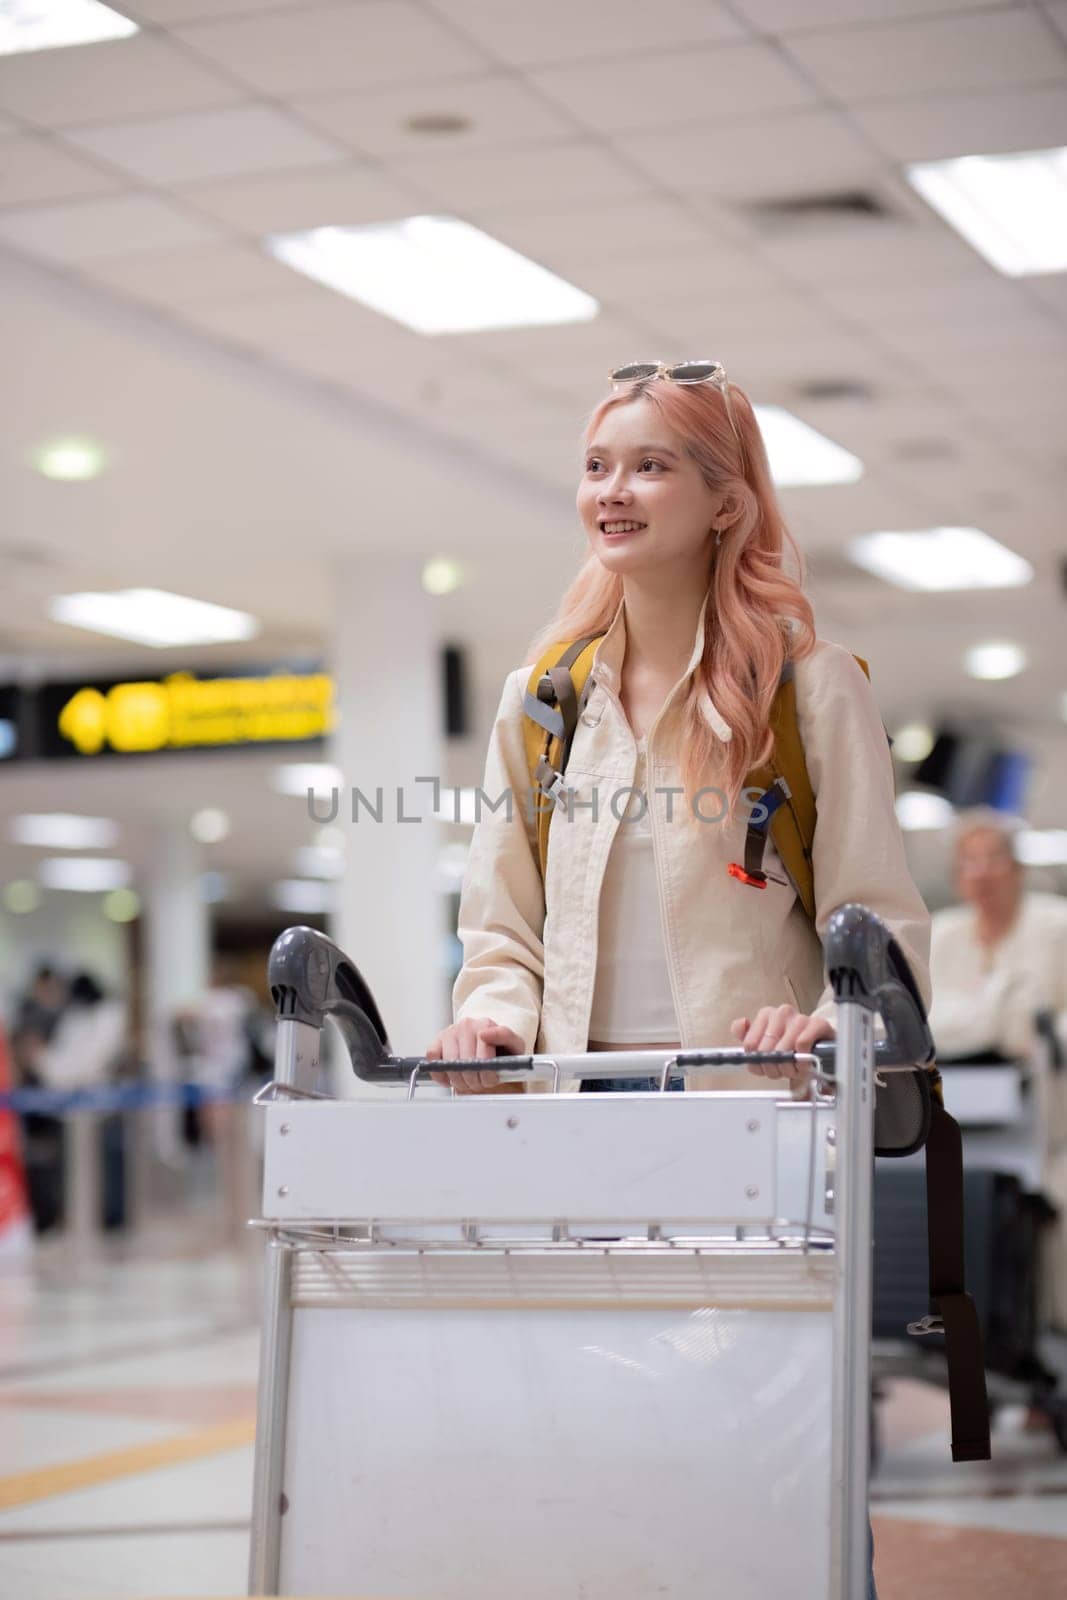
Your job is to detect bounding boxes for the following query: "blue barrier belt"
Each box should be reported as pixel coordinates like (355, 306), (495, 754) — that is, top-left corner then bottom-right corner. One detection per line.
(0, 1082), (246, 1115)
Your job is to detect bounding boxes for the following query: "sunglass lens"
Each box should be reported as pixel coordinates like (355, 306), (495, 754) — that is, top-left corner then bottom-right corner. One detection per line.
(667, 361), (722, 383)
(611, 363), (659, 382)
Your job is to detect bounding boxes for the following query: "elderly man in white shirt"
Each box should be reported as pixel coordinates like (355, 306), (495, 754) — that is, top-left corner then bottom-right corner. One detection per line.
(929, 809), (1067, 1333)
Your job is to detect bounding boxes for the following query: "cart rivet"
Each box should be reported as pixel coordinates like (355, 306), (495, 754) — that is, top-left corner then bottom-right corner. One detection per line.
(745, 1185), (759, 1199)
(279, 1122), (291, 1136)
(506, 1116), (519, 1129)
(278, 1185), (289, 1197)
(826, 1127), (836, 1147)
(746, 1119), (760, 1133)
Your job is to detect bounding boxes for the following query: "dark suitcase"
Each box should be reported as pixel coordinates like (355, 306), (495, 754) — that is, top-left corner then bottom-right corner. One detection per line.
(873, 1163), (1054, 1381)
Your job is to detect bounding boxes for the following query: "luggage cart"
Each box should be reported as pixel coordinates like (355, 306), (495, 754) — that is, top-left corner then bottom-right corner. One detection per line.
(248, 904), (927, 1600)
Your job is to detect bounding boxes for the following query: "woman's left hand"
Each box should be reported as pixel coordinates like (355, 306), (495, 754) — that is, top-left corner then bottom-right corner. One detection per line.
(730, 1005), (835, 1089)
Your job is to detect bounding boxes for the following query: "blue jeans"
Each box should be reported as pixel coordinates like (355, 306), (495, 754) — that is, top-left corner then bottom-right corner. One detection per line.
(578, 1074), (684, 1092)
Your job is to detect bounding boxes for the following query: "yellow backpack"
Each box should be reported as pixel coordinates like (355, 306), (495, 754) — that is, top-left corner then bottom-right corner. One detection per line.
(521, 634), (869, 920)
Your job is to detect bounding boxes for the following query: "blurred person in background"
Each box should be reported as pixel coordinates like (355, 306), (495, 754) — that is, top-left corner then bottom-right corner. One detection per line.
(11, 963), (67, 1074)
(929, 809), (1067, 1334)
(18, 972), (128, 1231)
(177, 966), (261, 1143)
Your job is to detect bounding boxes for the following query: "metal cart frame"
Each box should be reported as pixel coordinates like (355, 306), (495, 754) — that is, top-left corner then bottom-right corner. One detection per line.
(247, 903), (925, 1599)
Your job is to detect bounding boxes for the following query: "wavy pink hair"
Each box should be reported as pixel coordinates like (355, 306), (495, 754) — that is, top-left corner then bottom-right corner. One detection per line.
(523, 374), (816, 814)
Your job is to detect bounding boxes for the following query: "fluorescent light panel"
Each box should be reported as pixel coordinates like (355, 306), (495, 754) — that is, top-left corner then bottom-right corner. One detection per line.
(752, 405), (863, 488)
(895, 792), (955, 831)
(38, 856), (132, 891)
(266, 214), (600, 335)
(48, 588), (259, 647)
(11, 812), (119, 849)
(272, 877), (336, 914)
(0, 0), (137, 55)
(907, 146), (1067, 277)
(965, 641), (1026, 681)
(849, 526), (1033, 592)
(271, 763), (342, 799)
(1017, 830), (1067, 867)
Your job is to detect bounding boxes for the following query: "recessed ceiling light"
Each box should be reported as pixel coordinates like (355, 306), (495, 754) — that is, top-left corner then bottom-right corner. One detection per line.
(422, 557), (464, 596)
(2, 879), (40, 914)
(102, 888), (140, 923)
(0, 0), (137, 57)
(34, 438), (107, 481)
(10, 813), (119, 849)
(48, 588), (260, 648)
(752, 406), (863, 488)
(271, 877), (336, 915)
(1016, 830), (1067, 866)
(271, 763), (342, 800)
(265, 214), (600, 335)
(38, 856), (132, 891)
(907, 146), (1067, 277)
(849, 526), (1033, 592)
(965, 641), (1026, 681)
(189, 807), (230, 845)
(895, 791), (955, 831)
(892, 723), (935, 764)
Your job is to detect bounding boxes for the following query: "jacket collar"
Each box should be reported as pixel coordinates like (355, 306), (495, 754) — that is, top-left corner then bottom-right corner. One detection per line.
(591, 589), (732, 742)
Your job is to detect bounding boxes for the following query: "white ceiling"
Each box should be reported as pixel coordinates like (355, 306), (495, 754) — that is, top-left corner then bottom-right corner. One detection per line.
(1, 0), (1067, 890)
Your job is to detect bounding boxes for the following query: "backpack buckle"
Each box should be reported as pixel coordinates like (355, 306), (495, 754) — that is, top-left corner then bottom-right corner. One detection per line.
(907, 1314), (945, 1336)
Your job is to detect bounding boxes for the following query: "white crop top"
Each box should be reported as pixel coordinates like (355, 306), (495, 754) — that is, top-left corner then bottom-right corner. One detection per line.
(587, 737), (680, 1043)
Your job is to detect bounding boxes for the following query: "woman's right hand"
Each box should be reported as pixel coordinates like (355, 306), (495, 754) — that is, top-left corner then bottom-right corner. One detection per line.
(425, 1017), (527, 1094)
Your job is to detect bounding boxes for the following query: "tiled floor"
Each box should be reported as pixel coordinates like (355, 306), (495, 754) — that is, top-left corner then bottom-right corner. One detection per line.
(1, 1242), (1065, 1598)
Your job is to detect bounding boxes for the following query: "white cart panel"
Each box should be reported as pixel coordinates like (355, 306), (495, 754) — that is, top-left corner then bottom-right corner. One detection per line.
(278, 1291), (832, 1599)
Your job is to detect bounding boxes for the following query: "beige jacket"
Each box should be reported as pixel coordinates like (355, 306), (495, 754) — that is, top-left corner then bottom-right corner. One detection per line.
(453, 593), (932, 1090)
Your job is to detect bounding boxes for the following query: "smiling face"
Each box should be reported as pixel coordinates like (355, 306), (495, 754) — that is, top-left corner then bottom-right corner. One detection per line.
(576, 396), (725, 581)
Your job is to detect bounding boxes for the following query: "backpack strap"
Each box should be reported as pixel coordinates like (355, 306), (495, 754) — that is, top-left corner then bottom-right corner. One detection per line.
(522, 636), (604, 879)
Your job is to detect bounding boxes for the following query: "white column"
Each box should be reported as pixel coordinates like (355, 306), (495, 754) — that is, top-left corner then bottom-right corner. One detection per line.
(328, 554), (446, 1078)
(143, 826), (211, 1156)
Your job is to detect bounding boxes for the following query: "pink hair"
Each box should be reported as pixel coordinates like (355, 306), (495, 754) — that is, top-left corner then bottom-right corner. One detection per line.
(523, 374), (816, 814)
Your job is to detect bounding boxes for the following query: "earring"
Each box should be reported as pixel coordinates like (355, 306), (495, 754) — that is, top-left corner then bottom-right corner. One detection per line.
(715, 525), (725, 546)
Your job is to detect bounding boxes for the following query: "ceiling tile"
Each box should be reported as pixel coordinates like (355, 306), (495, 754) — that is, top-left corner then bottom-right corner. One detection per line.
(569, 241), (788, 310)
(423, 0), (746, 67)
(479, 196), (718, 269)
(0, 133), (123, 207)
(175, 284), (413, 351)
(754, 214), (986, 289)
(783, 9), (1067, 102)
(80, 241), (304, 307)
(123, 0), (295, 20)
(0, 35), (242, 129)
(853, 83), (1067, 162)
(1047, 2), (1067, 45)
(391, 140), (645, 212)
(293, 72), (575, 158)
(456, 312), (650, 388)
(63, 104), (343, 185)
(174, 0), (490, 97)
(613, 106), (880, 198)
(178, 163), (421, 235)
(0, 192), (218, 262)
(733, 0), (1013, 29)
(529, 41), (817, 135)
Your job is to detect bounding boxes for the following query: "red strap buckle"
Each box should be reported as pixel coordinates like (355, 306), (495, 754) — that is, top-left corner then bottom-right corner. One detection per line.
(727, 862), (767, 890)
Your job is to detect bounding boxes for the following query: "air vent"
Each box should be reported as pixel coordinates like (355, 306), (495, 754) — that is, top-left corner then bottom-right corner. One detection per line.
(891, 437), (957, 462)
(796, 378), (875, 404)
(742, 190), (897, 231)
(403, 111), (472, 136)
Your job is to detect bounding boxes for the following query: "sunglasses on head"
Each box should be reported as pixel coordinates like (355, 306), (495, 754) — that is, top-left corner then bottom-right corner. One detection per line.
(608, 360), (745, 467)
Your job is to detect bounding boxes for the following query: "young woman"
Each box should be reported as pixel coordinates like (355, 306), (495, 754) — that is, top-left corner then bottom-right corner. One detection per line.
(427, 360), (931, 1094)
(427, 360), (927, 1597)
